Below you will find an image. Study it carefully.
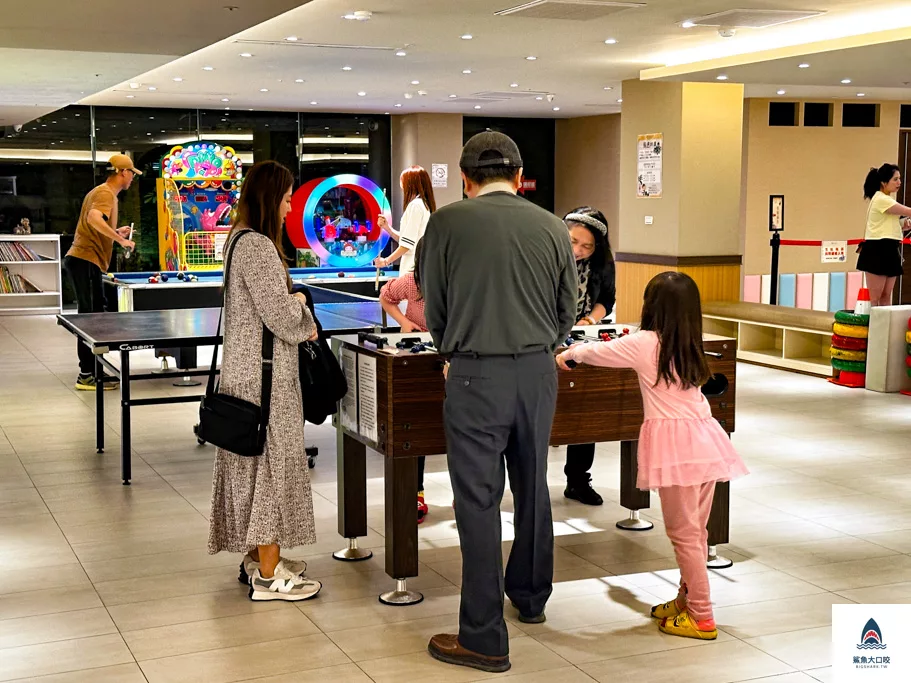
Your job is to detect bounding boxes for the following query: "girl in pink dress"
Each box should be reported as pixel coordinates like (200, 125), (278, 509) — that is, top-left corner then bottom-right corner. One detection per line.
(557, 271), (748, 640)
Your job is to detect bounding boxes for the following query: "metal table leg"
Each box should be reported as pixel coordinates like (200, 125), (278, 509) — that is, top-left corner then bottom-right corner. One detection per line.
(616, 441), (654, 531)
(120, 349), (132, 485)
(94, 352), (104, 454)
(333, 432), (373, 561)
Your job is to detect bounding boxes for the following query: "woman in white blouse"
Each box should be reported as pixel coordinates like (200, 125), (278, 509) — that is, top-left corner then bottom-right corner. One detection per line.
(375, 166), (436, 273)
(858, 164), (911, 306)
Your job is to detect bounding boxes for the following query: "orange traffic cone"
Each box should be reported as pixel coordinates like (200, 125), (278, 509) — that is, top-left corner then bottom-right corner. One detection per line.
(855, 287), (871, 315)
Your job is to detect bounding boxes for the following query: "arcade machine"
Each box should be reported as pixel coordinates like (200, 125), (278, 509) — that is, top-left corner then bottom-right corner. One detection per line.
(155, 143), (243, 382)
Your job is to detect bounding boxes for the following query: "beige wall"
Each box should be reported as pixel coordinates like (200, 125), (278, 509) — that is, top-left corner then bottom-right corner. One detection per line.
(619, 79), (683, 255)
(742, 98), (902, 275)
(554, 114), (621, 251)
(391, 113), (463, 222)
(618, 80), (744, 257)
(679, 82), (744, 256)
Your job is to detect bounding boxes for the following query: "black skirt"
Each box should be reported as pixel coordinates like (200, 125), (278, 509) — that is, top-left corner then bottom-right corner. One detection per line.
(856, 238), (903, 277)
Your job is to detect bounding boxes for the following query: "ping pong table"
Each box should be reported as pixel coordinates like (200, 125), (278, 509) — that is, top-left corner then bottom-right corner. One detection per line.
(57, 290), (396, 484)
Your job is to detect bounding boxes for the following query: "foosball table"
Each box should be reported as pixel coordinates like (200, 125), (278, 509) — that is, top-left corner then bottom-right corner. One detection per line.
(331, 326), (737, 605)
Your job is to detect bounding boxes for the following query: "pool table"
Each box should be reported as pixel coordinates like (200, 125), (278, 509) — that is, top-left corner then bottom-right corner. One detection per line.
(103, 266), (398, 313)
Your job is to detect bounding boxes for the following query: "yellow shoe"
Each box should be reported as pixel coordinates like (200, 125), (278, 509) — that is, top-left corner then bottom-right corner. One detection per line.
(659, 611), (717, 640)
(651, 598), (684, 620)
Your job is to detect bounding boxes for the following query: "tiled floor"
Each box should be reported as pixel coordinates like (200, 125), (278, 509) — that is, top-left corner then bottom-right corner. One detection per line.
(1, 313), (909, 682)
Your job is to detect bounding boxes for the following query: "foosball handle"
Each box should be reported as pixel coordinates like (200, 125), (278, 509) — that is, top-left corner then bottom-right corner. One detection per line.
(358, 332), (388, 349)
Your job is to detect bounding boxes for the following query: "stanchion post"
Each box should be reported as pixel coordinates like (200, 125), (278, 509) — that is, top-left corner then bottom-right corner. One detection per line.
(769, 230), (781, 306)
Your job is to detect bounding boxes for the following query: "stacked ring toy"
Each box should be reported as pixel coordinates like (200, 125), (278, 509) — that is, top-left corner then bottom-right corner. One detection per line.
(831, 310), (871, 388)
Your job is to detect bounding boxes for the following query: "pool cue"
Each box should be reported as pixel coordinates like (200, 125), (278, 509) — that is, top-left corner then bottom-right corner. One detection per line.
(376, 186), (389, 292)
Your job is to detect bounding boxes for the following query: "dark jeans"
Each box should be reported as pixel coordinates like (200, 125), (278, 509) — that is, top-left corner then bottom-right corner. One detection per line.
(564, 443), (596, 486)
(444, 351), (557, 657)
(63, 256), (105, 375)
(418, 456), (425, 492)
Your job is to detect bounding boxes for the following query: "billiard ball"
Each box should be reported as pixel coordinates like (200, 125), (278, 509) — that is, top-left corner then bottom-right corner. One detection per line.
(177, 272), (186, 281)
(160, 273), (169, 282)
(148, 276), (159, 284)
(337, 272), (345, 278)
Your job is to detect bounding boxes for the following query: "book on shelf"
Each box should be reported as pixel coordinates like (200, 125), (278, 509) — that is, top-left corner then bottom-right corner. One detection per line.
(0, 266), (43, 294)
(0, 241), (47, 262)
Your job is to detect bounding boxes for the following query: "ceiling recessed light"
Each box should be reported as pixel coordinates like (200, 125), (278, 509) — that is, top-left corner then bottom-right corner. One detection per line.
(777, 89), (786, 95)
(411, 80), (420, 85)
(857, 92), (866, 97)
(553, 107), (560, 111)
(395, 50), (407, 57)
(462, 69), (472, 74)
(798, 63), (810, 68)
(474, 105), (482, 109)
(526, 55), (537, 61)
(173, 77), (183, 82)
(358, 91), (367, 96)
(239, 52), (253, 58)
(604, 38), (617, 44)
(126, 95), (135, 99)
(716, 75), (728, 81)
(449, 94), (458, 98)
(461, 34), (473, 40)
(260, 88), (269, 92)
(129, 82), (140, 89)
(535, 96), (544, 101)
(343, 11), (372, 20)
(310, 101), (318, 105)
(295, 78), (304, 83)
(617, 98), (623, 103)
(384, 111), (390, 115)
(510, 82), (519, 88)
(841, 78), (852, 84)
(221, 98), (230, 102)
(285, 36), (298, 41)
(395, 103), (402, 107)
(681, 20), (696, 28)
(203, 66), (214, 71)
(603, 86), (613, 91)
(342, 66), (353, 71)
(148, 86), (157, 91)
(224, 107), (230, 111)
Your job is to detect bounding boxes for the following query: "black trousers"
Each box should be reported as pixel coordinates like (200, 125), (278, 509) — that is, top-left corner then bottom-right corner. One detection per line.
(63, 256), (105, 375)
(444, 351), (557, 658)
(564, 442), (596, 486)
(418, 456), (425, 492)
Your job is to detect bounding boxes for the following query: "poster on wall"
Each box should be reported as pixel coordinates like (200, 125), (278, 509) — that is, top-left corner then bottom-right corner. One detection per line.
(431, 164), (448, 188)
(822, 241), (848, 263)
(636, 133), (663, 198)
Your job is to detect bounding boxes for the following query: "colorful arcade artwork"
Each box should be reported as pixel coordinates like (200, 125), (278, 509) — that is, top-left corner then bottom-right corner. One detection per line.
(156, 143), (243, 271)
(286, 174), (391, 268)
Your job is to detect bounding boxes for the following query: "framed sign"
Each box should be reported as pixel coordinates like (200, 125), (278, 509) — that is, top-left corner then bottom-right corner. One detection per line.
(769, 195), (784, 232)
(636, 134), (663, 198)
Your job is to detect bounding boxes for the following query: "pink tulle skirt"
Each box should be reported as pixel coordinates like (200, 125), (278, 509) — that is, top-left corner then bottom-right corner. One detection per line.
(637, 417), (748, 490)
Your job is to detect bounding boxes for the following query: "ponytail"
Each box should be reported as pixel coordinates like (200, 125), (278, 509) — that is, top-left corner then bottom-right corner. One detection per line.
(864, 163), (900, 199)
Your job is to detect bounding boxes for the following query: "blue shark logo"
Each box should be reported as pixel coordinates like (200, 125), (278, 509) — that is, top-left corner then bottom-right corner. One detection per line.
(858, 618), (887, 650)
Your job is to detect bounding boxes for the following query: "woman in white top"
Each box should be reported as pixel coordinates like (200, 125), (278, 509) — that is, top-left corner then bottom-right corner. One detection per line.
(375, 166), (436, 273)
(857, 164), (911, 306)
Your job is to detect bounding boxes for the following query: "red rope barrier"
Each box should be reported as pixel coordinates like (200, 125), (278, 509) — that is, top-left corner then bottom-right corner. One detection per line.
(779, 238), (911, 246)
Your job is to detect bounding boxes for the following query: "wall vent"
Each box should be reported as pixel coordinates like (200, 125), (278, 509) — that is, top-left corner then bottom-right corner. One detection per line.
(495, 1), (645, 21)
(685, 8), (824, 29)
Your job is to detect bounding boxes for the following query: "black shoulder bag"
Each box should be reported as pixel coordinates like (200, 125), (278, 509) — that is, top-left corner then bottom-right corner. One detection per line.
(293, 284), (348, 425)
(197, 231), (275, 456)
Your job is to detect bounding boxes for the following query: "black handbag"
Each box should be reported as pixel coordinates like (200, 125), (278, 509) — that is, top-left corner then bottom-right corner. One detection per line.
(293, 284), (348, 425)
(197, 231), (275, 457)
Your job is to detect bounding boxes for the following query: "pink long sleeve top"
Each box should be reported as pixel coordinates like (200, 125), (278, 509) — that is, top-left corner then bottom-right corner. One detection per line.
(562, 331), (748, 490)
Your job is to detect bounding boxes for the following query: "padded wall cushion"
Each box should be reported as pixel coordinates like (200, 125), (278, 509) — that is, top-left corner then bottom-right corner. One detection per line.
(834, 310), (871, 326)
(833, 322), (869, 339)
(831, 334), (868, 351)
(832, 357), (867, 373)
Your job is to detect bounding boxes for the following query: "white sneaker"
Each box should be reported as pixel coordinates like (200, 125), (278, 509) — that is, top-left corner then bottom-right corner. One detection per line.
(248, 561), (322, 602)
(239, 554), (308, 584)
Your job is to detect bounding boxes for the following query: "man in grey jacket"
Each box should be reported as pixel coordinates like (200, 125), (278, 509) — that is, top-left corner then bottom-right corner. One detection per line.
(420, 132), (577, 673)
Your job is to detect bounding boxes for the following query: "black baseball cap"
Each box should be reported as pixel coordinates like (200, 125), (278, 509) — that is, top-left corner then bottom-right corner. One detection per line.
(459, 131), (523, 169)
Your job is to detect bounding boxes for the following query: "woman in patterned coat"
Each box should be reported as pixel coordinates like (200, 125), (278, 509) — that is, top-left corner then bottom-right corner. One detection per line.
(208, 160), (322, 601)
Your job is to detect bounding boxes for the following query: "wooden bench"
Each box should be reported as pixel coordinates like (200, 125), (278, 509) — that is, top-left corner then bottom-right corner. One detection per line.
(703, 301), (834, 376)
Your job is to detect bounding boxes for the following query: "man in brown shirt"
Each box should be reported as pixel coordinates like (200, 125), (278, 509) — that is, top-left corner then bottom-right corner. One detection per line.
(64, 154), (138, 390)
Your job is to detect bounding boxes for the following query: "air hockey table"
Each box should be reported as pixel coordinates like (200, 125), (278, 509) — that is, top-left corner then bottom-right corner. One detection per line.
(103, 265), (398, 313)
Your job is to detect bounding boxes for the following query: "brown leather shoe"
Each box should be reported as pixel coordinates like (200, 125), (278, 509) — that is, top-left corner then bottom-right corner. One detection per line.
(427, 634), (511, 673)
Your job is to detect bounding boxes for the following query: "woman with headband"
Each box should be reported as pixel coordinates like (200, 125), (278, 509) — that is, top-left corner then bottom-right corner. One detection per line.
(563, 206), (616, 506)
